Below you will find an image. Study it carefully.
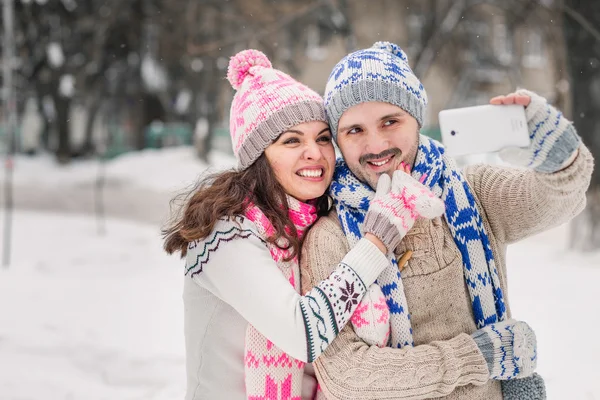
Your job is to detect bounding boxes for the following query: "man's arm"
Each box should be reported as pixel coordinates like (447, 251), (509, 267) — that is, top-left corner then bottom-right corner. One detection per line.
(468, 90), (594, 245)
(301, 216), (490, 400)
(190, 218), (389, 363)
(464, 139), (593, 245)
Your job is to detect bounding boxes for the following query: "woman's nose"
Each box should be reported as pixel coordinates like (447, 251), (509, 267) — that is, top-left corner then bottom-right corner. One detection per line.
(304, 141), (322, 160)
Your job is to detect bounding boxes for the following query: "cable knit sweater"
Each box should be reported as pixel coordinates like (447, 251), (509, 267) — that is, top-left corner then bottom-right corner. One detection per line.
(300, 144), (593, 400)
(183, 216), (390, 400)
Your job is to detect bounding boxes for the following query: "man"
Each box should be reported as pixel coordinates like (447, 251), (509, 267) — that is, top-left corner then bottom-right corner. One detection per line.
(300, 41), (593, 399)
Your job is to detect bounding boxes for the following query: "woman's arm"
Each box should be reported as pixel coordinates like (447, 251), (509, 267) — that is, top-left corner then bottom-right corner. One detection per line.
(301, 217), (489, 400)
(186, 217), (389, 363)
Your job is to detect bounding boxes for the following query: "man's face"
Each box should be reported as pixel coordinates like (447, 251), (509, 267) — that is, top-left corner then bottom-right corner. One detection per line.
(336, 102), (420, 189)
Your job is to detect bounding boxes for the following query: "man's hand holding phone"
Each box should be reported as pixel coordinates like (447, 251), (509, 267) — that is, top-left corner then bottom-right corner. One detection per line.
(491, 89), (581, 173)
(489, 92), (532, 107)
(439, 89), (581, 173)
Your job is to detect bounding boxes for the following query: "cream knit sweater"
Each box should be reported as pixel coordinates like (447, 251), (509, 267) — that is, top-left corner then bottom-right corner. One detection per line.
(300, 144), (593, 400)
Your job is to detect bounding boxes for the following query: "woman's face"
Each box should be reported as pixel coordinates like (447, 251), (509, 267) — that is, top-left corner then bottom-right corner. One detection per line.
(264, 120), (335, 202)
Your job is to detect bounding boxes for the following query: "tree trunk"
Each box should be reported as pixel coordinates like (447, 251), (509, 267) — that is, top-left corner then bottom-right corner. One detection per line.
(35, 92), (51, 151)
(197, 61), (219, 162)
(564, 0), (600, 251)
(52, 91), (71, 164)
(130, 95), (147, 151)
(79, 93), (104, 156)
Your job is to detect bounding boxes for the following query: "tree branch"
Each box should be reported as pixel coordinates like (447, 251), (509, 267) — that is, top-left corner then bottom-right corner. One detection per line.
(413, 0), (467, 78)
(185, 1), (323, 56)
(562, 4), (600, 42)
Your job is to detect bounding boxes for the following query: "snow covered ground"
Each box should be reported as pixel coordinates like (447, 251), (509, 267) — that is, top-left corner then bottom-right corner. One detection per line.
(0, 211), (186, 399)
(506, 225), (600, 400)
(10, 147), (237, 192)
(0, 147), (599, 399)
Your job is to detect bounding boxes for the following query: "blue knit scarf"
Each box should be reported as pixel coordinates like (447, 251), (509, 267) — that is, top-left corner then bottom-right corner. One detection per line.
(330, 134), (507, 348)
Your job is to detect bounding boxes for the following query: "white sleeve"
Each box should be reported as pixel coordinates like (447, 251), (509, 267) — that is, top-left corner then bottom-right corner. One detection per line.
(185, 218), (388, 363)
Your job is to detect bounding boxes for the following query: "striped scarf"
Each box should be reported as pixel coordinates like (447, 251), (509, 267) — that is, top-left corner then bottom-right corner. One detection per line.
(243, 196), (318, 399)
(330, 134), (507, 349)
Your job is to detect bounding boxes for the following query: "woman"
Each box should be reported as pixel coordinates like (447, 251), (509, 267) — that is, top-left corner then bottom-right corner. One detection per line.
(163, 49), (444, 400)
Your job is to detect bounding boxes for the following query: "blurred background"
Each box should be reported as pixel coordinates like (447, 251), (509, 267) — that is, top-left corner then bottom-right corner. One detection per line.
(0, 0), (599, 399)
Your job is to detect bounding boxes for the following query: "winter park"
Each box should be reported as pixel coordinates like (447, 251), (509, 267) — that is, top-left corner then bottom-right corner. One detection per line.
(1, 1), (600, 400)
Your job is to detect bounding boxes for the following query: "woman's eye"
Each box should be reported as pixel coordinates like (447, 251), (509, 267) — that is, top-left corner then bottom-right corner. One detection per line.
(282, 138), (300, 145)
(317, 136), (332, 143)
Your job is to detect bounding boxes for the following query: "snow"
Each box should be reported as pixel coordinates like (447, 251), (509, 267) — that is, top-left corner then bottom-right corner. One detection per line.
(506, 225), (600, 399)
(61, 0), (77, 12)
(1, 146), (599, 399)
(47, 43), (65, 69)
(141, 55), (168, 93)
(174, 90), (192, 115)
(190, 58), (204, 73)
(59, 74), (75, 98)
(0, 211), (185, 399)
(194, 118), (209, 141)
(11, 146), (237, 192)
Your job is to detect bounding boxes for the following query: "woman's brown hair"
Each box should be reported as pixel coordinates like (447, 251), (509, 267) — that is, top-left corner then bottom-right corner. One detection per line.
(162, 154), (330, 260)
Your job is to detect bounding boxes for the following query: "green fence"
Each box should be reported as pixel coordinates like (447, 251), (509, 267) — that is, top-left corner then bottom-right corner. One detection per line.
(421, 125), (442, 142)
(145, 122), (193, 149)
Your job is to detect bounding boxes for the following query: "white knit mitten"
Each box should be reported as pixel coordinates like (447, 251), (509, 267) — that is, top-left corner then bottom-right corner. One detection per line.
(364, 171), (445, 252)
(471, 319), (537, 381)
(350, 284), (390, 347)
(499, 89), (581, 173)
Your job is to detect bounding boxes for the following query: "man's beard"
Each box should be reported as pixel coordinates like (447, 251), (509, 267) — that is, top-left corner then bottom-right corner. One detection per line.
(346, 139), (419, 189)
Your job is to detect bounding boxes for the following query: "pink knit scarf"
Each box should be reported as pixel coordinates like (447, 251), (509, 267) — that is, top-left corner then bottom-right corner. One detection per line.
(243, 196), (318, 400)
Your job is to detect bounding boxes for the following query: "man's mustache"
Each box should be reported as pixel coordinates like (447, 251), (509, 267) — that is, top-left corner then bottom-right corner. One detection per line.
(359, 148), (402, 166)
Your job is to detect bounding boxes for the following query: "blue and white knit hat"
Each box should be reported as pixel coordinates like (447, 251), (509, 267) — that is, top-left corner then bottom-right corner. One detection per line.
(324, 41), (428, 137)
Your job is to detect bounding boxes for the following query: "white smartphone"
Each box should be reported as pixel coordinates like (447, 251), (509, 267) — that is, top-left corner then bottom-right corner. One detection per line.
(438, 104), (530, 157)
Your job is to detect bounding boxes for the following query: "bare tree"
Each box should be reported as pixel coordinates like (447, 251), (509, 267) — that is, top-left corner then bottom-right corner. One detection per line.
(12, 0), (150, 161)
(564, 0), (600, 251)
(157, 0), (338, 160)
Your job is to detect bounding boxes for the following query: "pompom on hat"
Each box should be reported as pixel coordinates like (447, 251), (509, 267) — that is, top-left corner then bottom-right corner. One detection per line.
(226, 49), (326, 170)
(324, 41), (428, 138)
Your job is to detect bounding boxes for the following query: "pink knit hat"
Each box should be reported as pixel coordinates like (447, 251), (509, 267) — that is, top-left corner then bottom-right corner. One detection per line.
(226, 49), (326, 169)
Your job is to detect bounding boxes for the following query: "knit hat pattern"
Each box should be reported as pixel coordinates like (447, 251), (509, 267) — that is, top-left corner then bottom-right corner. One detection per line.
(324, 41), (428, 137)
(227, 49), (326, 169)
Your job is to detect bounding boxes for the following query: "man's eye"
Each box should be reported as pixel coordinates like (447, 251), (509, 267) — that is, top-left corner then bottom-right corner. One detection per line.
(384, 119), (398, 126)
(347, 127), (361, 135)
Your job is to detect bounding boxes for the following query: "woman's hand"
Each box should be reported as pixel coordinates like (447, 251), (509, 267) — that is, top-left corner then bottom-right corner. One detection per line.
(363, 168), (445, 254)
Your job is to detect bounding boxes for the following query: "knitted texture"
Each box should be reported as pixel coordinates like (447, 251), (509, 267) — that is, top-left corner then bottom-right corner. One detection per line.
(242, 197), (314, 399)
(331, 134), (507, 349)
(471, 319), (537, 380)
(350, 284), (390, 347)
(324, 41), (428, 137)
(240, 196), (378, 399)
(364, 171), (445, 253)
(353, 171), (444, 347)
(227, 49), (326, 169)
(184, 225), (256, 278)
(299, 146), (592, 399)
(499, 89), (581, 173)
(501, 373), (547, 399)
(184, 199), (388, 399)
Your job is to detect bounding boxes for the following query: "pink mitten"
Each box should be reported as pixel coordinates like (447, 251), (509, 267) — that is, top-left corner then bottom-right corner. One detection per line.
(364, 171), (445, 253)
(350, 283), (390, 347)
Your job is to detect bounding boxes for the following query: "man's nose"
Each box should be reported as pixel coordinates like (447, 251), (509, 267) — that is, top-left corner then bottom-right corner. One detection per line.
(364, 129), (391, 156)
